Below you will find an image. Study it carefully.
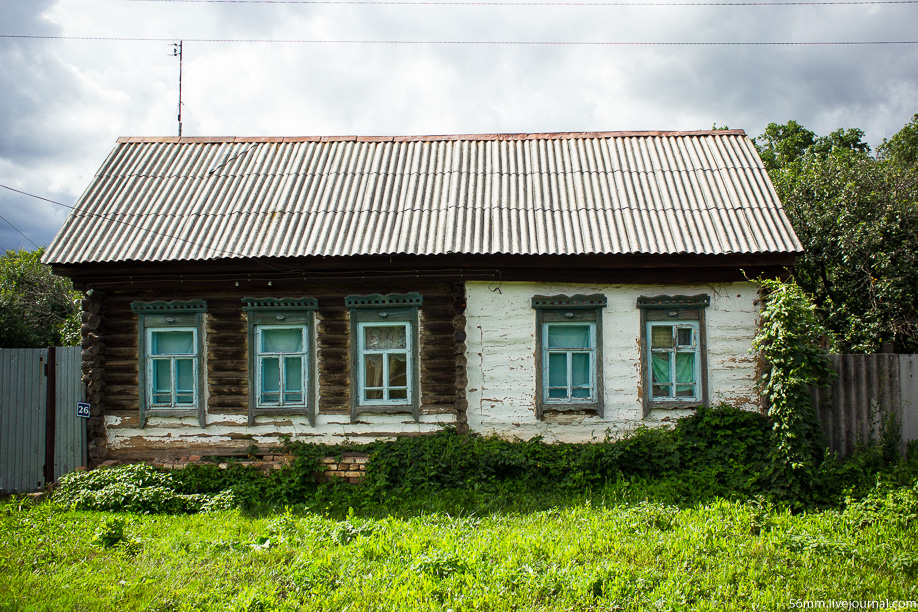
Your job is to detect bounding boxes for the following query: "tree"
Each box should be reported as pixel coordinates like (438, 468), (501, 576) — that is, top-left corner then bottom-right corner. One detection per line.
(879, 113), (918, 168)
(0, 248), (82, 348)
(758, 119), (918, 353)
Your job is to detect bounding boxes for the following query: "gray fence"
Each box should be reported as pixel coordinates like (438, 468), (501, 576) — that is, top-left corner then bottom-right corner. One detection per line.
(813, 354), (918, 456)
(0, 347), (86, 494)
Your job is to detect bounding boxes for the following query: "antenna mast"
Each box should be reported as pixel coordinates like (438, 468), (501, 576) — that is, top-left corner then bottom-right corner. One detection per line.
(172, 41), (183, 137)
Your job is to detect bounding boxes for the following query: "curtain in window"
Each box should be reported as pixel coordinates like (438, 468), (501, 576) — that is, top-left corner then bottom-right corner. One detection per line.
(262, 328), (303, 353)
(547, 325), (591, 349)
(151, 331), (194, 355)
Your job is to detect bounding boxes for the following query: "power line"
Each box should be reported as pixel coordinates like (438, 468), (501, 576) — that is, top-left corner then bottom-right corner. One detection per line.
(2, 34), (917, 44)
(121, 0), (918, 5)
(0, 182), (287, 271)
(0, 211), (41, 249)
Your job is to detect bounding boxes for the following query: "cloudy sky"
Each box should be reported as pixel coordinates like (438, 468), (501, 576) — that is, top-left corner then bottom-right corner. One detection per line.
(1, 0), (916, 251)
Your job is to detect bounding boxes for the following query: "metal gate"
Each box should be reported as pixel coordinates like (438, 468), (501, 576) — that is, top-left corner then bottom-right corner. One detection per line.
(0, 347), (86, 494)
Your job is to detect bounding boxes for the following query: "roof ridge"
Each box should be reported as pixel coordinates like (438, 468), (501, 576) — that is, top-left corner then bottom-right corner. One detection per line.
(115, 129), (747, 145)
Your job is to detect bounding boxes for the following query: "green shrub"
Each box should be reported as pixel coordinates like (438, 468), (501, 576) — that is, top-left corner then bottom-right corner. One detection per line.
(54, 463), (240, 514)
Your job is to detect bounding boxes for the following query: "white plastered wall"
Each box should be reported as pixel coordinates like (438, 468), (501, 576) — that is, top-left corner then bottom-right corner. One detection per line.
(464, 280), (760, 443)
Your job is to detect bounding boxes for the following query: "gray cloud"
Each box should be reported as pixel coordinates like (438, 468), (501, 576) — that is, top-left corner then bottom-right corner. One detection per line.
(0, 0), (915, 250)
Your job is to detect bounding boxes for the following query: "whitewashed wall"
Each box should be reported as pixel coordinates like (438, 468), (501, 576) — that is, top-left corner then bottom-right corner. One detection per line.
(464, 281), (760, 443)
(104, 413), (455, 451)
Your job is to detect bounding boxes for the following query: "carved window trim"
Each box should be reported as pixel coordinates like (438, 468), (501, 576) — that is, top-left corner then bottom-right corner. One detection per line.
(243, 298), (318, 426)
(131, 300), (207, 428)
(532, 294), (607, 419)
(637, 294), (710, 416)
(347, 293), (422, 422)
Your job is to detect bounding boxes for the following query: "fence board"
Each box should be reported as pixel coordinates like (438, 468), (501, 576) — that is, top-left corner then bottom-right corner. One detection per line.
(901, 355), (918, 449)
(54, 346), (87, 480)
(0, 348), (85, 494)
(0, 349), (48, 494)
(815, 354), (916, 456)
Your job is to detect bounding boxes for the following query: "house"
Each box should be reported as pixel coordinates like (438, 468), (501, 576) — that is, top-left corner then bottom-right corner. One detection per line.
(43, 130), (801, 464)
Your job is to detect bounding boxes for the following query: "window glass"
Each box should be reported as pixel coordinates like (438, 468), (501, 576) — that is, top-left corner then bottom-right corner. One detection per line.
(149, 330), (197, 407)
(358, 322), (411, 405)
(648, 322), (699, 401)
(152, 330), (194, 355)
(364, 325), (407, 350)
(255, 325), (308, 407)
(543, 323), (595, 403)
(547, 325), (591, 349)
(262, 328), (303, 353)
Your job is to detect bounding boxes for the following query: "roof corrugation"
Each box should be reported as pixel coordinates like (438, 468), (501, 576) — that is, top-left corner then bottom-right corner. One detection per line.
(43, 130), (802, 264)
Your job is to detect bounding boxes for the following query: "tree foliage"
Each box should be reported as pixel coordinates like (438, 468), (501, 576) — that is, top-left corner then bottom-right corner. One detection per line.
(757, 117), (918, 353)
(0, 248), (81, 348)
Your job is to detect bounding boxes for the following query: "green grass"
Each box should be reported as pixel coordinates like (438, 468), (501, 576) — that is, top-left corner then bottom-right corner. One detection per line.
(3, 488), (917, 612)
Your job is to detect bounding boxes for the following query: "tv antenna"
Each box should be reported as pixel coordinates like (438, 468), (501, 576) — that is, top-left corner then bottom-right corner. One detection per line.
(171, 41), (183, 137)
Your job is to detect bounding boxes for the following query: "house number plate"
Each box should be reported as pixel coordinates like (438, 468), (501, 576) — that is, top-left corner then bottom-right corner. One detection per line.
(76, 402), (91, 418)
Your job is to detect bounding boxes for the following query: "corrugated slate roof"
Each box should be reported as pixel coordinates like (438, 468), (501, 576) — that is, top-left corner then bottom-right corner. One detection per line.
(43, 130), (802, 264)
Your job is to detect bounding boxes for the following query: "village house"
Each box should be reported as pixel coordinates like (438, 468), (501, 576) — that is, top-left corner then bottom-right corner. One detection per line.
(42, 130), (801, 464)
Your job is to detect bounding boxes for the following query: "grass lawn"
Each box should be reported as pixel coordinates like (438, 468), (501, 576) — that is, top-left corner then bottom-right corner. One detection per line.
(2, 490), (917, 611)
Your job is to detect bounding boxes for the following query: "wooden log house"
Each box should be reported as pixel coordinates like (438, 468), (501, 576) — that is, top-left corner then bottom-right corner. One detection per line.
(43, 130), (801, 464)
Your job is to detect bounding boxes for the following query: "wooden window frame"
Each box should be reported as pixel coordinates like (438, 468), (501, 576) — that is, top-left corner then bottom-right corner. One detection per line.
(347, 293), (422, 422)
(242, 298), (317, 426)
(532, 294), (607, 419)
(637, 294), (710, 416)
(131, 300), (207, 428)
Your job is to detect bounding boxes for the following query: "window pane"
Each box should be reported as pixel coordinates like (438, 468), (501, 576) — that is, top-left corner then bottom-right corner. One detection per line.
(364, 353), (383, 388)
(571, 353), (591, 387)
(364, 325), (407, 350)
(175, 392), (194, 405)
(572, 388), (590, 399)
(650, 326), (673, 349)
(676, 384), (695, 398)
(284, 356), (303, 393)
(152, 359), (172, 394)
(548, 353), (567, 387)
(388, 354), (407, 387)
(548, 388), (567, 399)
(390, 388), (408, 400)
(365, 389), (383, 400)
(652, 384), (670, 397)
(262, 328), (303, 354)
(651, 353), (671, 384)
(262, 357), (280, 396)
(547, 325), (590, 349)
(675, 353), (695, 384)
(677, 327), (694, 347)
(152, 331), (194, 355)
(175, 359), (194, 393)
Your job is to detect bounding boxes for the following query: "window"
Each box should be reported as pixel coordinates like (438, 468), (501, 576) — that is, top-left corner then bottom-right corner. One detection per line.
(637, 294), (709, 415)
(242, 298), (317, 426)
(532, 294), (607, 419)
(347, 293), (422, 422)
(131, 300), (207, 428)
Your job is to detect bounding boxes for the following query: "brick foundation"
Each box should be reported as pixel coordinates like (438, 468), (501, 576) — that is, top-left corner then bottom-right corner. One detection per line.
(98, 452), (370, 484)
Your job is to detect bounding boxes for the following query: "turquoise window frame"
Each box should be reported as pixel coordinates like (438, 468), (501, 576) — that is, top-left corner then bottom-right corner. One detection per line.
(347, 293), (422, 422)
(637, 294), (709, 416)
(532, 294), (606, 419)
(356, 321), (413, 406)
(243, 298), (317, 426)
(132, 300), (207, 429)
(542, 321), (597, 404)
(647, 321), (701, 401)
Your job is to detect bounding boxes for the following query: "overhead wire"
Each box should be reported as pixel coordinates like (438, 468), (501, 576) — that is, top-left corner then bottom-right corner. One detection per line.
(0, 184), (502, 290)
(121, 0), (918, 5)
(0, 182), (295, 275)
(1, 34), (916, 44)
(0, 211), (42, 249)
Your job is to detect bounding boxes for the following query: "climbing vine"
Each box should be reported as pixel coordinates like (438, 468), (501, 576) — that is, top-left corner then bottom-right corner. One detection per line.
(752, 277), (835, 504)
